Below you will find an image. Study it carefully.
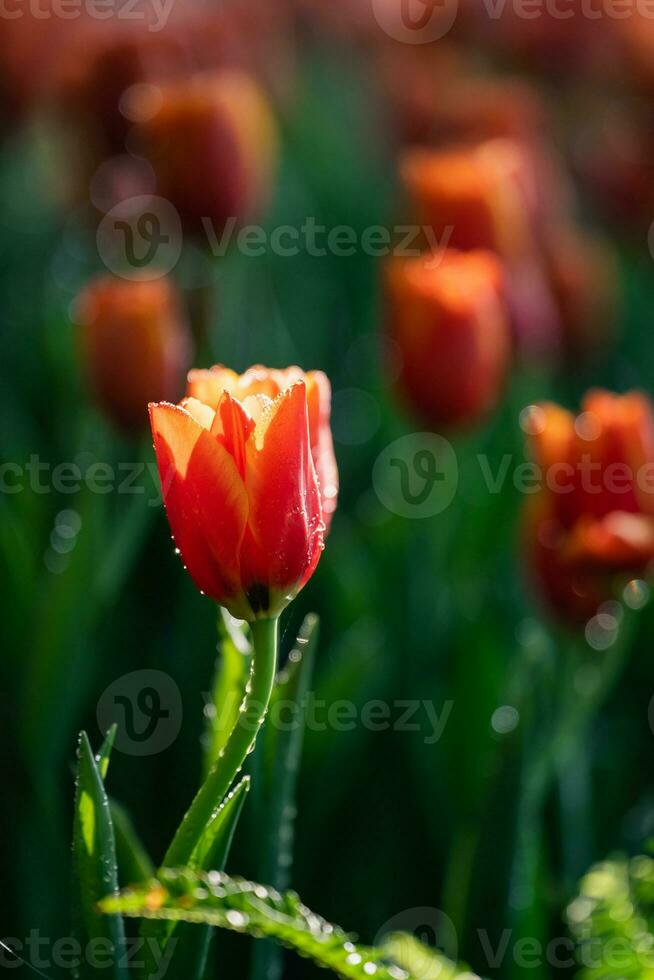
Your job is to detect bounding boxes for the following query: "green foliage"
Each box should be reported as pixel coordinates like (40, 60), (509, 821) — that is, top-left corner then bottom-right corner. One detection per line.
(110, 801), (154, 886)
(204, 611), (253, 775)
(258, 612), (318, 883)
(190, 776), (251, 872)
(380, 933), (480, 980)
(100, 868), (409, 980)
(137, 774), (251, 979)
(71, 731), (126, 980)
(567, 854), (654, 980)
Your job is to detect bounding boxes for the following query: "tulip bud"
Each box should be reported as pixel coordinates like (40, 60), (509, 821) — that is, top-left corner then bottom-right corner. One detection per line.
(76, 276), (191, 434)
(385, 249), (511, 429)
(401, 138), (539, 259)
(66, 32), (187, 164)
(130, 70), (278, 235)
(149, 365), (335, 620)
(570, 97), (654, 234)
(400, 138), (566, 358)
(523, 391), (654, 622)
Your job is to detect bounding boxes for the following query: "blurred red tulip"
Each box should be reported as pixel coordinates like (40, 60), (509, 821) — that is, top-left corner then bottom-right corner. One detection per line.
(150, 366), (331, 619)
(428, 76), (550, 148)
(372, 40), (466, 146)
(467, 0), (606, 73)
(524, 391), (654, 622)
(47, 1), (291, 195)
(385, 249), (511, 429)
(401, 138), (541, 259)
(544, 226), (619, 363)
(130, 70), (278, 235)
(186, 365), (338, 533)
(400, 138), (563, 356)
(57, 25), (188, 159)
(571, 97), (654, 234)
(76, 276), (191, 434)
(0, 12), (91, 126)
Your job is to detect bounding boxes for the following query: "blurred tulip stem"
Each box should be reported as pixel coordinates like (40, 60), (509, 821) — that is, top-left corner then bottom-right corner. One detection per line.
(509, 606), (639, 960)
(163, 616), (279, 869)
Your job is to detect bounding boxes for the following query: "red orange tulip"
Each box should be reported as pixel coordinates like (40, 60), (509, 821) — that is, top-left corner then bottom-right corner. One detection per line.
(150, 366), (335, 620)
(524, 391), (654, 622)
(186, 366), (338, 533)
(385, 249), (511, 429)
(76, 276), (191, 434)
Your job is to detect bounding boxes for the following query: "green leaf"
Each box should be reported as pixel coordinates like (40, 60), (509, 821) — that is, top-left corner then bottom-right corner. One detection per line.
(100, 869), (410, 980)
(191, 775), (251, 871)
(96, 725), (117, 781)
(110, 800), (154, 885)
(72, 731), (127, 980)
(379, 934), (478, 980)
(204, 610), (252, 776)
(139, 779), (251, 980)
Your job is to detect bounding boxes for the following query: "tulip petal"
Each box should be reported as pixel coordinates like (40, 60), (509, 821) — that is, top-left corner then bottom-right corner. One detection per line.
(306, 371), (339, 530)
(528, 402), (575, 472)
(210, 391), (255, 478)
(180, 397), (216, 430)
(187, 367), (239, 409)
(150, 402), (248, 603)
(241, 382), (324, 596)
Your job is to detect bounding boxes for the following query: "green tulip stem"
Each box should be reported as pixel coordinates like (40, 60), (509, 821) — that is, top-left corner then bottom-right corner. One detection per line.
(163, 616), (279, 870)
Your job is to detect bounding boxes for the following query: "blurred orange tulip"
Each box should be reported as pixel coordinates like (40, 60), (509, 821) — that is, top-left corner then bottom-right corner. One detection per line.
(130, 70), (278, 235)
(524, 391), (654, 622)
(76, 276), (191, 434)
(401, 138), (539, 258)
(385, 249), (511, 429)
(400, 138), (567, 357)
(150, 366), (332, 619)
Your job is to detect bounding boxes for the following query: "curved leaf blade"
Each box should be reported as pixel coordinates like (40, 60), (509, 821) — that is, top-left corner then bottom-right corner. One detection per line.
(101, 869), (410, 980)
(191, 775), (251, 872)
